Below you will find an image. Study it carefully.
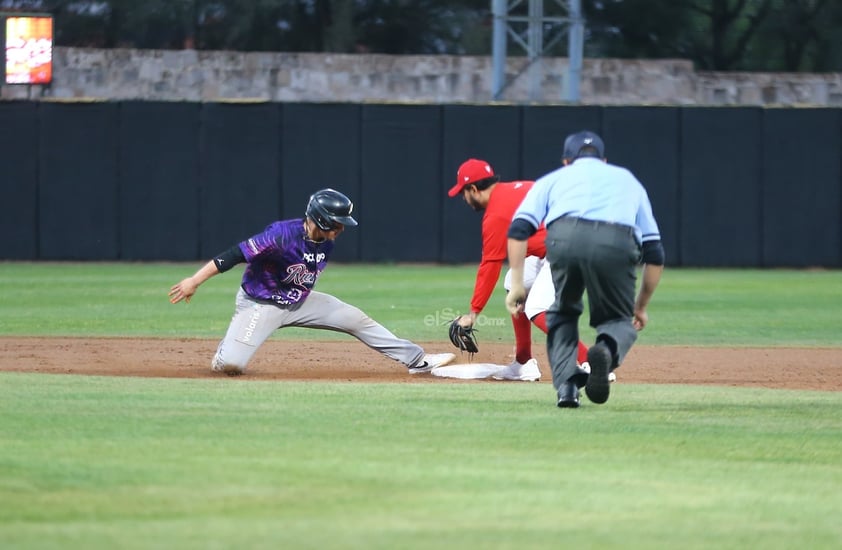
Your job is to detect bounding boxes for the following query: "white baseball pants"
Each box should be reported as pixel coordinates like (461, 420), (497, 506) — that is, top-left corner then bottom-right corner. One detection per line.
(211, 288), (425, 374)
(503, 255), (555, 320)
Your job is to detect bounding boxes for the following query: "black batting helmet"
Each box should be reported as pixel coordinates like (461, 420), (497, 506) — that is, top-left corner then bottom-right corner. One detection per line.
(305, 189), (358, 231)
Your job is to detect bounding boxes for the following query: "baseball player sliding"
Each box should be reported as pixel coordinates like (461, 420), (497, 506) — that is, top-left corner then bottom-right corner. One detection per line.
(447, 159), (603, 382)
(169, 188), (455, 375)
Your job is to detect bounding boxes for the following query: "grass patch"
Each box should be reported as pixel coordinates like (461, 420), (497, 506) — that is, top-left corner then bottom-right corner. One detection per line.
(0, 263), (840, 346)
(2, 262), (841, 547)
(1, 373), (841, 549)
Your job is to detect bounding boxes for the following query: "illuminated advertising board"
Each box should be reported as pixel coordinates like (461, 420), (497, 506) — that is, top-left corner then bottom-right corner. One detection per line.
(5, 15), (53, 85)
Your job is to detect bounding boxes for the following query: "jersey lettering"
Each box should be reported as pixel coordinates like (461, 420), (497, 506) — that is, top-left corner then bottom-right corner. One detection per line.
(282, 263), (317, 287)
(303, 252), (326, 263)
(271, 288), (302, 305)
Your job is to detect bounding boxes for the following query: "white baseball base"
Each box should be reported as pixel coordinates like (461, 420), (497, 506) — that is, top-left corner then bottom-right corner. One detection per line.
(433, 362), (617, 382)
(431, 363), (508, 380)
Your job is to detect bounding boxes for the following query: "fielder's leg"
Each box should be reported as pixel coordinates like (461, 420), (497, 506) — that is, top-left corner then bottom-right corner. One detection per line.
(504, 256), (543, 364)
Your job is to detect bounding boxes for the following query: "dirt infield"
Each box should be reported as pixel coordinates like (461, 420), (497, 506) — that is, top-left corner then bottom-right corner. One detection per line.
(1, 337), (840, 391)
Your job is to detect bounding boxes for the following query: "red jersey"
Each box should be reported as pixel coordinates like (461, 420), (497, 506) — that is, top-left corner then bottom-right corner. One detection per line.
(470, 181), (547, 313)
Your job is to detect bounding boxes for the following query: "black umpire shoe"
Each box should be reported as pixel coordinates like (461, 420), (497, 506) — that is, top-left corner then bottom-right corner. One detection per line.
(557, 381), (580, 408)
(584, 342), (612, 404)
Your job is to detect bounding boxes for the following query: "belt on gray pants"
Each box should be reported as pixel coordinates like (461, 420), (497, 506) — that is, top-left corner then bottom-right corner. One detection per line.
(548, 216), (636, 237)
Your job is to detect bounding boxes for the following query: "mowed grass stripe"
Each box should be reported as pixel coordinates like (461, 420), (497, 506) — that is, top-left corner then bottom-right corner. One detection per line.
(0, 263), (841, 346)
(1, 373), (841, 549)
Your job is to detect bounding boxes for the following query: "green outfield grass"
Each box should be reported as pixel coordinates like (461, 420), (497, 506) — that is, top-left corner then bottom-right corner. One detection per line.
(1, 262), (841, 549)
(1, 262), (841, 346)
(2, 373), (841, 549)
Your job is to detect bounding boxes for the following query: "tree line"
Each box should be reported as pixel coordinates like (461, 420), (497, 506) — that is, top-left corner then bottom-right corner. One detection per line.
(2, 0), (841, 71)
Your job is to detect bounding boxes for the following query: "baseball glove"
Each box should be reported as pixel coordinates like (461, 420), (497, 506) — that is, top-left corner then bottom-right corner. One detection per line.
(448, 318), (479, 354)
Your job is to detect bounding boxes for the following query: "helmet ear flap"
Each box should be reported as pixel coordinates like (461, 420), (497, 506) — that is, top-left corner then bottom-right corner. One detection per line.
(305, 189), (358, 230)
(306, 198), (334, 231)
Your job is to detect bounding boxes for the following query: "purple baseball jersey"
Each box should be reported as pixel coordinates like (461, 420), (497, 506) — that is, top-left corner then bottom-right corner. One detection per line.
(237, 219), (333, 305)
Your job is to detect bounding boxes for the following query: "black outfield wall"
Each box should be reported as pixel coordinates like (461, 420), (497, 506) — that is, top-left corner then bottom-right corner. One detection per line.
(1, 101), (840, 267)
(0, 101), (38, 259)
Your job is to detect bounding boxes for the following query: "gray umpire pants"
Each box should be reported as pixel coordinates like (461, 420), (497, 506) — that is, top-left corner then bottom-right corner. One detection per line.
(544, 217), (642, 391)
(212, 288), (425, 372)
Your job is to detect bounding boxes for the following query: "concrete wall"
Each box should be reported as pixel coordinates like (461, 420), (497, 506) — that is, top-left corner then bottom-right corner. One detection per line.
(2, 47), (842, 106)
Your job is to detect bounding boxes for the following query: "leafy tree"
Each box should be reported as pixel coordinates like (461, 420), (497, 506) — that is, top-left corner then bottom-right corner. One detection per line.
(586, 0), (775, 70)
(691, 0), (775, 70)
(349, 0), (488, 54)
(583, 0), (692, 59)
(755, 0), (840, 71)
(810, 2), (842, 71)
(586, 0), (842, 71)
(1, 0), (839, 71)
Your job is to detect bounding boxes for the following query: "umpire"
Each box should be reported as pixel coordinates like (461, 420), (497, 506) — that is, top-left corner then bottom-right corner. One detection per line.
(505, 130), (665, 408)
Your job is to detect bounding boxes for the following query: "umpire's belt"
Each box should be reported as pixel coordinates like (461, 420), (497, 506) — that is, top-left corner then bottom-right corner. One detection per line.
(549, 216), (636, 237)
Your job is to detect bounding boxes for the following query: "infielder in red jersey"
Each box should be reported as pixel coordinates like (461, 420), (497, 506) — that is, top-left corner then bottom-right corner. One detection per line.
(448, 159), (589, 381)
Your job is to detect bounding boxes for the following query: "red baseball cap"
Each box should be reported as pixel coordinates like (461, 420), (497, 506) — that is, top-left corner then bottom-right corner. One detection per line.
(448, 158), (499, 197)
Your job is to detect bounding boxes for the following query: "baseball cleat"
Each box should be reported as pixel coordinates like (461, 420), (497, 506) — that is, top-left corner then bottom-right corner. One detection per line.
(557, 381), (580, 408)
(212, 358), (245, 376)
(579, 361), (617, 382)
(584, 342), (612, 404)
(409, 352), (456, 374)
(212, 364), (244, 376)
(583, 362), (617, 383)
(492, 358), (541, 381)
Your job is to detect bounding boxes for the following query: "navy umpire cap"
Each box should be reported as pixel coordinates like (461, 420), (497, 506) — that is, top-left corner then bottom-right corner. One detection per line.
(563, 130), (605, 161)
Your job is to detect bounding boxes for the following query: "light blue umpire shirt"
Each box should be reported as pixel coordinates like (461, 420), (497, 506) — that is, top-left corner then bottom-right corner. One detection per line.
(513, 157), (661, 245)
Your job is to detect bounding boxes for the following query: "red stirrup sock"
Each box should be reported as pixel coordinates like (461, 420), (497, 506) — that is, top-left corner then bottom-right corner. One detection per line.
(531, 311), (548, 334)
(578, 340), (589, 365)
(511, 312), (533, 364)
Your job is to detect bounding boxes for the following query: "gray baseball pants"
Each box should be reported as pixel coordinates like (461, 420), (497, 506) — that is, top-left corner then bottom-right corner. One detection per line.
(544, 217), (641, 390)
(212, 288), (425, 373)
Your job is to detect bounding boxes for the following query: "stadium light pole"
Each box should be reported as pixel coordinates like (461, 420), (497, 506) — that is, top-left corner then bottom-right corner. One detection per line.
(567, 0), (583, 102)
(491, 0), (507, 101)
(527, 0), (543, 101)
(490, 0), (584, 103)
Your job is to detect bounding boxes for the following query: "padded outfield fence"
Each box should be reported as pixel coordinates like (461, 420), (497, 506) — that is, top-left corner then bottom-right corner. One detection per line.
(1, 101), (840, 267)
